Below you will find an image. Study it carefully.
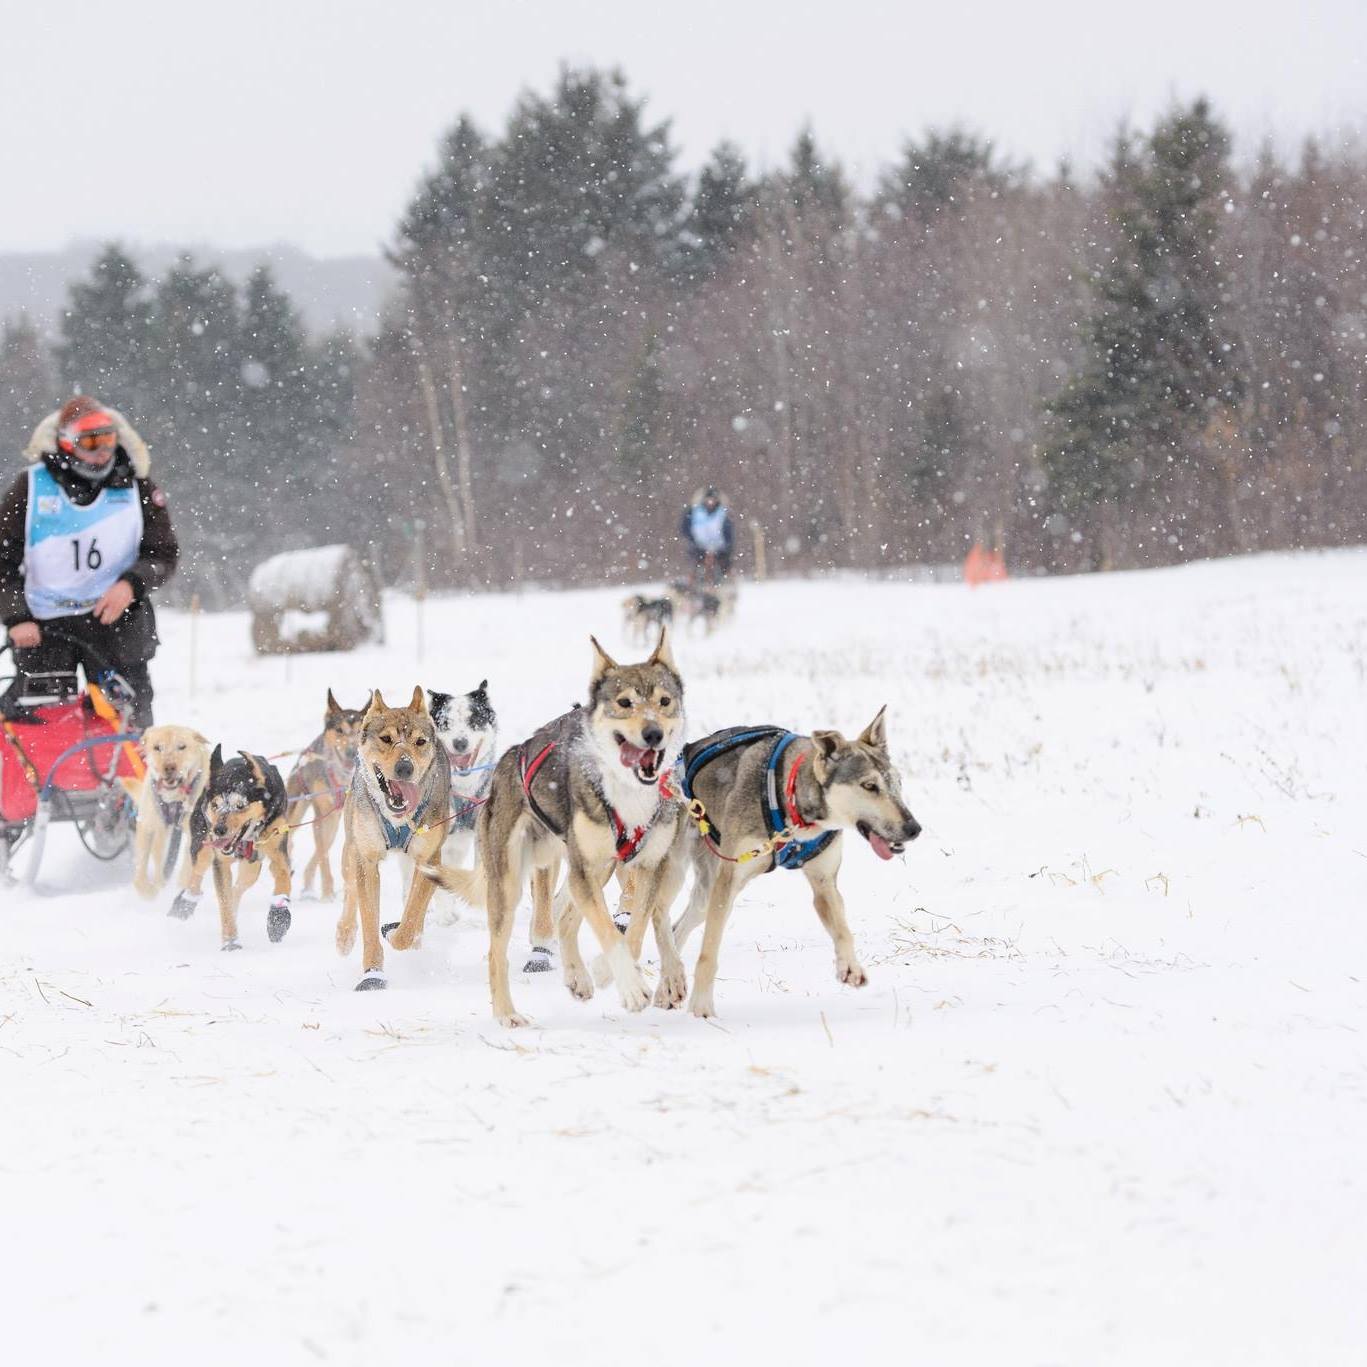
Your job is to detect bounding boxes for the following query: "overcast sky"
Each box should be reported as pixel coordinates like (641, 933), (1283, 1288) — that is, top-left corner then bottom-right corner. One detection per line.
(4, 0), (1365, 258)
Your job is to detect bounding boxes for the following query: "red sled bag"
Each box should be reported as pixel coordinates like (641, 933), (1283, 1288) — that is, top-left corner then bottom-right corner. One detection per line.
(0, 696), (139, 823)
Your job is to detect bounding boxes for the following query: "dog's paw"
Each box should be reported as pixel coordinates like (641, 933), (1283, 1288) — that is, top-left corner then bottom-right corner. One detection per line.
(653, 965), (688, 1010)
(589, 952), (614, 988)
(522, 945), (555, 973)
(220, 937), (242, 952)
(837, 958), (868, 988)
(132, 873), (159, 900)
(384, 921), (420, 951)
(688, 991), (716, 1019)
(354, 971), (387, 991)
(563, 962), (595, 1000)
(267, 897), (292, 944)
(166, 890), (199, 920)
(335, 922), (356, 957)
(617, 967), (650, 1014)
(497, 1009), (530, 1028)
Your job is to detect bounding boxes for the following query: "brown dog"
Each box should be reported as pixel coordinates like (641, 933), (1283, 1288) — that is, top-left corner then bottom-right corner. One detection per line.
(334, 687), (451, 990)
(286, 689), (368, 901)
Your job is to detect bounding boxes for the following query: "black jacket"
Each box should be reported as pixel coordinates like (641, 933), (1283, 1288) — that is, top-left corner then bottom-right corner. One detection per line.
(0, 449), (179, 662)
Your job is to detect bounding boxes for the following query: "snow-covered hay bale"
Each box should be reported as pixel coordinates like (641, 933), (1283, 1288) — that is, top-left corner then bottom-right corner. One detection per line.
(247, 545), (382, 654)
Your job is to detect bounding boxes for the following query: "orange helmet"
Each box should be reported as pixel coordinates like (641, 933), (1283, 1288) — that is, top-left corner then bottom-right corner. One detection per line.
(56, 395), (118, 456)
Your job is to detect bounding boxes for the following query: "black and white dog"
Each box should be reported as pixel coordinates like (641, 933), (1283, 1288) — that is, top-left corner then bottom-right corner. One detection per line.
(425, 681), (498, 923)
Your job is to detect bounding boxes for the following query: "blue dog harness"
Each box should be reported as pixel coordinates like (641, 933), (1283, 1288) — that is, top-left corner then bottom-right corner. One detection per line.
(681, 726), (837, 871)
(373, 793), (430, 852)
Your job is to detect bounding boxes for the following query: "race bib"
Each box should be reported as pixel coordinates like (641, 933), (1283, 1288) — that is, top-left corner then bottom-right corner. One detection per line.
(23, 465), (143, 620)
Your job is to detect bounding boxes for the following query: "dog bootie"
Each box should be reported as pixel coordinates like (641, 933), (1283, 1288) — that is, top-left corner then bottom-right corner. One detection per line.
(380, 921), (400, 942)
(522, 944), (555, 973)
(355, 970), (387, 991)
(221, 937), (242, 952)
(612, 908), (630, 935)
(267, 896), (292, 943)
(168, 890), (200, 920)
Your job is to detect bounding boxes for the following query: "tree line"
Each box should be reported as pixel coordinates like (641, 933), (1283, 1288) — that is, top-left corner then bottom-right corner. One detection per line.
(3, 68), (1364, 603)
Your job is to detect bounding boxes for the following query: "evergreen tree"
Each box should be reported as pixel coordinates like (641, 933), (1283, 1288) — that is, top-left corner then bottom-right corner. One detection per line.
(146, 257), (246, 587)
(391, 113), (493, 334)
(0, 314), (56, 457)
(486, 65), (686, 309)
(1043, 100), (1243, 532)
(239, 265), (310, 457)
(777, 125), (849, 226)
(56, 244), (155, 416)
(684, 141), (759, 275)
(876, 128), (1015, 227)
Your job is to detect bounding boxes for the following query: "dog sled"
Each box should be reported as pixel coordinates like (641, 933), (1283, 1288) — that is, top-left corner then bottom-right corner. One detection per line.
(0, 632), (141, 886)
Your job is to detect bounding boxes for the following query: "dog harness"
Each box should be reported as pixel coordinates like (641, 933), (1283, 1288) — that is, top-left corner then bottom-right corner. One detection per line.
(153, 769), (200, 828)
(681, 727), (837, 871)
(519, 735), (673, 864)
(374, 793), (431, 853)
(449, 749), (494, 832)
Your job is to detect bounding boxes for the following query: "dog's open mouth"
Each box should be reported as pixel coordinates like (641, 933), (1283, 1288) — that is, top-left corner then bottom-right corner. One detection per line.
(449, 742), (482, 772)
(374, 765), (419, 815)
(212, 828), (254, 858)
(615, 733), (664, 785)
(857, 821), (904, 861)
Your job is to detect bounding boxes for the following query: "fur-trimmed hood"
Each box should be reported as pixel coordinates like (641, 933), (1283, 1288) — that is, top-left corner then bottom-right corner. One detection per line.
(23, 407), (151, 479)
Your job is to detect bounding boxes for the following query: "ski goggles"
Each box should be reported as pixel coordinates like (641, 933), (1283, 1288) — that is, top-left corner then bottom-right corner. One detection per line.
(74, 429), (118, 451)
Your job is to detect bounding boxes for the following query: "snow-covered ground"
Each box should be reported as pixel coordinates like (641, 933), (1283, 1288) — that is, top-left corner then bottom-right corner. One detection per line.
(4, 551), (1366, 1366)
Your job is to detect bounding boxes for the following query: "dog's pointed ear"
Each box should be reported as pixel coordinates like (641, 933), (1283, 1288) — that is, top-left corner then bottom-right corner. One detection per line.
(241, 752), (269, 789)
(409, 685), (427, 714)
(474, 679), (488, 695)
(648, 625), (677, 673)
(209, 743), (223, 775)
(326, 688), (342, 718)
(810, 730), (845, 782)
(857, 705), (889, 752)
(589, 636), (617, 685)
(368, 690), (387, 718)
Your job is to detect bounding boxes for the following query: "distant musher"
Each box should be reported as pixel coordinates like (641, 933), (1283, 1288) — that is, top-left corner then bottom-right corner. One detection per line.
(680, 485), (734, 588)
(0, 396), (179, 728)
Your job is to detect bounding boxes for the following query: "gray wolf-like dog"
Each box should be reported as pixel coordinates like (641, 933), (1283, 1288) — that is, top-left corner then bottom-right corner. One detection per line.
(674, 707), (921, 1017)
(425, 630), (690, 1027)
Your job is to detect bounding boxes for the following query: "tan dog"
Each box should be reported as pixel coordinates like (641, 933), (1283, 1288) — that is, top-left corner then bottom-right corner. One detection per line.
(334, 687), (451, 991)
(286, 689), (368, 901)
(167, 747), (293, 951)
(122, 724), (210, 899)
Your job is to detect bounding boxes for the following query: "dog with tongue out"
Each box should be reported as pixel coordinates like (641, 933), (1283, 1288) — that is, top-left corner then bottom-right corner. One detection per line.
(422, 628), (692, 1028)
(334, 686), (453, 991)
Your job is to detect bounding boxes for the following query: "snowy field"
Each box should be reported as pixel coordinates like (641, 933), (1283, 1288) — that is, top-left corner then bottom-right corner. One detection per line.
(4, 551), (1366, 1366)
